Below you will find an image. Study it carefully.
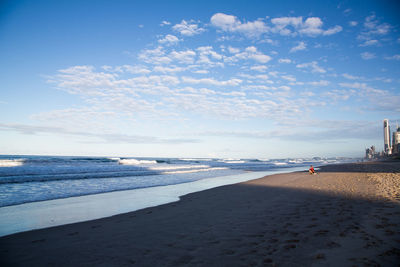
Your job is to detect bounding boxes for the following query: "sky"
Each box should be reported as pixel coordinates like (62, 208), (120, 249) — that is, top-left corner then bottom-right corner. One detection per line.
(0, 0), (399, 159)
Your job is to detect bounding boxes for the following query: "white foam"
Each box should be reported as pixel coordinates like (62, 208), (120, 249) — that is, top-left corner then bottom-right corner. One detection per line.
(179, 158), (214, 162)
(224, 160), (246, 164)
(118, 159), (157, 165)
(0, 159), (24, 167)
(149, 165), (210, 171)
(162, 167), (228, 174)
(273, 162), (287, 166)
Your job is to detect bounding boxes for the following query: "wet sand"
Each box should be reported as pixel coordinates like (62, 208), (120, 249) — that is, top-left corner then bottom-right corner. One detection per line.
(1, 160), (400, 266)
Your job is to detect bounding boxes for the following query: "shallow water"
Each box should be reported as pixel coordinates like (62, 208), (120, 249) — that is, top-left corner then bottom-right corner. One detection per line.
(0, 167), (307, 236)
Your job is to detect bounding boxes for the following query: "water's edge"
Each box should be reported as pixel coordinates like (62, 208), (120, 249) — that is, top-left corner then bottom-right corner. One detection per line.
(0, 167), (306, 237)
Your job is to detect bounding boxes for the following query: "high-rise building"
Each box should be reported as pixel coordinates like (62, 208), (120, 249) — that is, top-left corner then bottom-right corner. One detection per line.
(383, 119), (392, 155)
(392, 125), (400, 155)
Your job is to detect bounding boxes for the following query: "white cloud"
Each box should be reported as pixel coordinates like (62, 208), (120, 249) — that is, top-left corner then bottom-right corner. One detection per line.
(342, 73), (362, 80)
(123, 65), (151, 74)
(270, 16), (302, 36)
(196, 46), (224, 66)
(360, 52), (375, 60)
(210, 13), (268, 38)
(308, 80), (330, 86)
(158, 34), (180, 45)
(322, 25), (343, 36)
(281, 75), (296, 82)
(290, 41), (306, 53)
(250, 65), (268, 72)
(385, 54), (400, 60)
(363, 14), (390, 35)
(182, 76), (242, 86)
(169, 50), (196, 64)
(359, 39), (379, 47)
(228, 46), (240, 54)
(225, 46), (272, 63)
(160, 21), (171, 26)
(349, 21), (358, 27)
(153, 66), (186, 73)
(192, 70), (209, 74)
(138, 46), (173, 65)
(296, 61), (326, 73)
(339, 82), (370, 90)
(271, 16), (342, 37)
(172, 20), (205, 36)
(279, 85), (291, 91)
(278, 58), (292, 63)
(358, 14), (391, 45)
(210, 13), (342, 39)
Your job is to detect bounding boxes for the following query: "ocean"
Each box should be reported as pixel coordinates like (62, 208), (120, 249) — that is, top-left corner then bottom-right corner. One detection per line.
(0, 155), (352, 208)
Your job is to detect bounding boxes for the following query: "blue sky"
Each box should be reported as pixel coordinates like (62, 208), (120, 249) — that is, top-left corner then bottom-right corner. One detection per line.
(0, 0), (399, 158)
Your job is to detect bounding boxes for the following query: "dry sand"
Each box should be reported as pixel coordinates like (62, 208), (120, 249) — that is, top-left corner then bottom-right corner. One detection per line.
(1, 160), (400, 266)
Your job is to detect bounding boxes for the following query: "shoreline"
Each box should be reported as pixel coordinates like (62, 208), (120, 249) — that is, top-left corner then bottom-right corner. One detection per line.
(1, 161), (399, 266)
(0, 166), (307, 237)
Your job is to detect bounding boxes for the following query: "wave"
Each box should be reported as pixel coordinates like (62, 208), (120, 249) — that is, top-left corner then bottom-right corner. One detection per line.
(273, 162), (288, 166)
(162, 167), (228, 175)
(118, 159), (158, 165)
(223, 160), (246, 164)
(0, 170), (162, 184)
(149, 164), (210, 171)
(0, 159), (25, 167)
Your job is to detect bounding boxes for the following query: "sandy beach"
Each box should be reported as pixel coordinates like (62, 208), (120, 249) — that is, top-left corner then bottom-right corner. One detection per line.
(1, 160), (399, 266)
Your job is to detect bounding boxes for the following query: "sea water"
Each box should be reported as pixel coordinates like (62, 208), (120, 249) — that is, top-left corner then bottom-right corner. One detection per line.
(0, 155), (351, 208)
(0, 155), (354, 236)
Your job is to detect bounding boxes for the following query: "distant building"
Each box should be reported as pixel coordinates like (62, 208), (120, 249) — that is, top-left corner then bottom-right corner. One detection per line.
(383, 119), (392, 155)
(392, 125), (400, 155)
(365, 145), (376, 159)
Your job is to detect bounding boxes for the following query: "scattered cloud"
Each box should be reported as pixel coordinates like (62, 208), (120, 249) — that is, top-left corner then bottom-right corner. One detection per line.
(158, 34), (180, 45)
(250, 65), (268, 72)
(210, 13), (268, 38)
(172, 20), (205, 36)
(278, 58), (292, 63)
(296, 61), (326, 73)
(342, 73), (362, 80)
(181, 77), (242, 86)
(357, 14), (391, 45)
(309, 80), (330, 86)
(290, 41), (306, 53)
(281, 75), (296, 82)
(360, 52), (376, 60)
(359, 39), (379, 47)
(385, 54), (400, 60)
(271, 16), (342, 36)
(210, 13), (342, 38)
(160, 20), (171, 26)
(349, 21), (358, 27)
(225, 46), (272, 63)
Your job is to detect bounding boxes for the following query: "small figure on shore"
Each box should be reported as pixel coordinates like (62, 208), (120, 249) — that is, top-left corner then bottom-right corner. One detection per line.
(309, 165), (316, 175)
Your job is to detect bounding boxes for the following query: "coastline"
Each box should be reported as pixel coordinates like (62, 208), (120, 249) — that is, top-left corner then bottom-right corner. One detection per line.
(1, 161), (399, 266)
(0, 166), (307, 237)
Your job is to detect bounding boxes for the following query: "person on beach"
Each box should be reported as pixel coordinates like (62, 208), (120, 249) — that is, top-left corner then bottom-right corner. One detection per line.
(309, 165), (316, 175)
